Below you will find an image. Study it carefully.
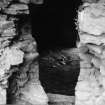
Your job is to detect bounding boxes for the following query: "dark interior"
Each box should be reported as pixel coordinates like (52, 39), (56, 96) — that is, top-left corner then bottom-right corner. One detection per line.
(30, 0), (81, 53)
(30, 0), (81, 96)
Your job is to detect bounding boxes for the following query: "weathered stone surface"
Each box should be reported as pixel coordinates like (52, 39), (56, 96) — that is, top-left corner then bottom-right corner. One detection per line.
(0, 0), (47, 104)
(20, 82), (48, 105)
(79, 34), (105, 45)
(0, 13), (20, 104)
(0, 87), (6, 104)
(7, 23), (48, 104)
(76, 1), (105, 105)
(78, 3), (105, 35)
(86, 44), (103, 54)
(4, 4), (29, 15)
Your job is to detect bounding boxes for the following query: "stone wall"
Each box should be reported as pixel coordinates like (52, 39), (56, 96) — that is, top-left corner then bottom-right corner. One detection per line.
(76, 1), (105, 105)
(0, 0), (48, 104)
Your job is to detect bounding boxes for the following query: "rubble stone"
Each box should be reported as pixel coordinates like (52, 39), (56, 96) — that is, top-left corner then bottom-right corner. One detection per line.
(76, 1), (105, 105)
(8, 25), (48, 104)
(86, 44), (103, 54)
(0, 0), (48, 105)
(79, 3), (105, 35)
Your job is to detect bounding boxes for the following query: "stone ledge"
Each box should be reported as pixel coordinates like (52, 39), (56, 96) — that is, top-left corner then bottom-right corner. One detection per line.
(47, 93), (75, 103)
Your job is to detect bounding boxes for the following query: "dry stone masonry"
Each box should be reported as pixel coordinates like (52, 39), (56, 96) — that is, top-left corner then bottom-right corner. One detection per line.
(76, 0), (105, 105)
(0, 0), (48, 105)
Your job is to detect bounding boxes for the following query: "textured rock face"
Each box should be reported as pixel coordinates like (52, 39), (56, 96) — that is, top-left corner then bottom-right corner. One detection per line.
(0, 0), (48, 105)
(76, 1), (105, 105)
(0, 14), (23, 105)
(8, 29), (48, 105)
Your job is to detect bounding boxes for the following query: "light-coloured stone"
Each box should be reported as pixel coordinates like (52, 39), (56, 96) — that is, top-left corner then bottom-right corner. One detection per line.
(75, 90), (91, 101)
(0, 87), (6, 105)
(102, 49), (105, 58)
(78, 68), (91, 80)
(86, 44), (102, 54)
(91, 56), (101, 68)
(101, 77), (105, 89)
(95, 95), (105, 105)
(76, 2), (105, 105)
(9, 4), (28, 10)
(6, 47), (24, 65)
(80, 61), (92, 69)
(92, 86), (103, 97)
(0, 1), (48, 104)
(79, 34), (105, 45)
(84, 96), (95, 105)
(78, 4), (105, 35)
(20, 83), (48, 105)
(2, 28), (16, 37)
(79, 52), (93, 63)
(100, 64), (105, 76)
(75, 81), (91, 92)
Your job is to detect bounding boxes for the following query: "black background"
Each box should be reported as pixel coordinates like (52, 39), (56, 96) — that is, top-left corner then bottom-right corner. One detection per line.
(30, 0), (81, 53)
